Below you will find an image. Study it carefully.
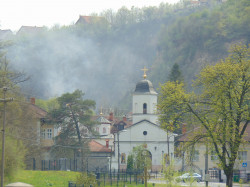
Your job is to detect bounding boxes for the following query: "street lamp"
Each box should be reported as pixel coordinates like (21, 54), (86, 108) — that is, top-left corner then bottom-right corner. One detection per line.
(117, 129), (127, 173)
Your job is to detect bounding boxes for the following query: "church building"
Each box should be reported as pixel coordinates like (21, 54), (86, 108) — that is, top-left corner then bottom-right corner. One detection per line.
(111, 68), (175, 171)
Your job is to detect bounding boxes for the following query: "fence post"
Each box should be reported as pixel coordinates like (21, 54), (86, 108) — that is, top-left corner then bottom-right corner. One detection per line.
(104, 172), (106, 186)
(136, 172), (137, 185)
(33, 158), (36, 170)
(130, 172), (131, 184)
(110, 171), (112, 186)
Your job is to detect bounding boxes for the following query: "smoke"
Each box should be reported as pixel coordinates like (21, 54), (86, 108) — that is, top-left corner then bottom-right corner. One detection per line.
(6, 26), (157, 109)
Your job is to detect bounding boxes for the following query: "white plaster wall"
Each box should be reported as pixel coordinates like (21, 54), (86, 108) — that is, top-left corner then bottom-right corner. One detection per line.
(132, 94), (158, 124)
(111, 121), (175, 170)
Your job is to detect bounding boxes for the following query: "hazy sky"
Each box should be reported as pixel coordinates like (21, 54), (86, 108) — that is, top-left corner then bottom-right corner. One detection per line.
(1, 0), (179, 31)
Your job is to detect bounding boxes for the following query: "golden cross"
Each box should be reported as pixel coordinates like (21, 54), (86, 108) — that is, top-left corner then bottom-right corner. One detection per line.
(141, 66), (148, 79)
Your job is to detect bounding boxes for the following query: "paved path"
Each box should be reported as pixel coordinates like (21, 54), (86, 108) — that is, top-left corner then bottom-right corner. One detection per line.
(148, 179), (250, 187)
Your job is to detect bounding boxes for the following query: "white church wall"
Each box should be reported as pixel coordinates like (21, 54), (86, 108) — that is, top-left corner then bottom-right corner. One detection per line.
(111, 121), (175, 171)
(132, 94), (158, 124)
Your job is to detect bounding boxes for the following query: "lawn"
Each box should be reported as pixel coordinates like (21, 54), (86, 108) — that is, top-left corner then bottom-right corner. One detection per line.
(5, 170), (81, 187)
(5, 170), (185, 187)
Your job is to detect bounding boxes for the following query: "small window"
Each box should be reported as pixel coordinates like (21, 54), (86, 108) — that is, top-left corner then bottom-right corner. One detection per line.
(143, 131), (147, 135)
(41, 129), (46, 139)
(238, 151), (247, 160)
(211, 151), (218, 161)
(96, 127), (99, 132)
(47, 129), (52, 139)
(143, 103), (147, 114)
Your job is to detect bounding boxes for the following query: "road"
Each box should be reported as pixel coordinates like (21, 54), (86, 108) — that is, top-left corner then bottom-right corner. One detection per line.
(148, 179), (250, 187)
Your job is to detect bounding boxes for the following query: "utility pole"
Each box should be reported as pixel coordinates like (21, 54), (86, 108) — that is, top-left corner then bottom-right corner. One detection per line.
(117, 131), (120, 173)
(1, 87), (13, 187)
(205, 144), (209, 187)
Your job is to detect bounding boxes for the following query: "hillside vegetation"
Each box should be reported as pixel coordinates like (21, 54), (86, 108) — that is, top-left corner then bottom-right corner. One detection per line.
(4, 0), (250, 111)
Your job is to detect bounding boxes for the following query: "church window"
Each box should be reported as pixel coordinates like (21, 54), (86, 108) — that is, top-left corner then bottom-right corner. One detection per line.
(103, 127), (106, 133)
(143, 103), (147, 114)
(121, 153), (126, 164)
(96, 127), (99, 132)
(143, 131), (147, 135)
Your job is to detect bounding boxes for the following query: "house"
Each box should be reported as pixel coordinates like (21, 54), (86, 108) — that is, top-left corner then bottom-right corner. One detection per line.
(28, 98), (58, 159)
(176, 125), (250, 182)
(111, 70), (176, 171)
(87, 140), (112, 172)
(75, 15), (108, 26)
(17, 26), (46, 36)
(0, 29), (13, 40)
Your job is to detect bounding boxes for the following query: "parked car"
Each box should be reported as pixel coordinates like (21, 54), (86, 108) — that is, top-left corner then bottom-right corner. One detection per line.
(175, 173), (202, 182)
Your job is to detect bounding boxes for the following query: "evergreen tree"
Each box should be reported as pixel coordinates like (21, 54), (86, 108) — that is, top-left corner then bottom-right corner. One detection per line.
(168, 63), (183, 83)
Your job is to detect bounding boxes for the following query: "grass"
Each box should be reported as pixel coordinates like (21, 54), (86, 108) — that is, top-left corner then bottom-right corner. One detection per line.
(5, 170), (81, 187)
(5, 170), (190, 187)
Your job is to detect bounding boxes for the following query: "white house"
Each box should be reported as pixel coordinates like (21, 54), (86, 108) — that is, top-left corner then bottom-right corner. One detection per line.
(111, 70), (175, 171)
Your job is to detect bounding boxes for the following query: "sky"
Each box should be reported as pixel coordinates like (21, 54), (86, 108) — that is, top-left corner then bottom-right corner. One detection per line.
(1, 0), (179, 32)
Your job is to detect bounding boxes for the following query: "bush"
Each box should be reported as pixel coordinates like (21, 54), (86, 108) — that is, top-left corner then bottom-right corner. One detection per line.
(76, 172), (97, 186)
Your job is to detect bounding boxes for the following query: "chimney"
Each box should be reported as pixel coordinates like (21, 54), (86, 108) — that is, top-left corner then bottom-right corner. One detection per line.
(182, 123), (187, 134)
(105, 139), (109, 148)
(30, 97), (35, 105)
(123, 115), (127, 122)
(108, 112), (114, 121)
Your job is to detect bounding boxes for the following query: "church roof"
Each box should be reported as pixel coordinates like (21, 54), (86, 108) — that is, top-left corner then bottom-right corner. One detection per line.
(96, 116), (111, 124)
(134, 79), (157, 95)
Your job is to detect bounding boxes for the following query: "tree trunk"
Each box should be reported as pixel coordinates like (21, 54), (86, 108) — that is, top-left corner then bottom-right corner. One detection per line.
(226, 172), (233, 187)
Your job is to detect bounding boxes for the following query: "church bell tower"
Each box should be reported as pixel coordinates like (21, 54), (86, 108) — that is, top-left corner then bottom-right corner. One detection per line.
(132, 67), (158, 124)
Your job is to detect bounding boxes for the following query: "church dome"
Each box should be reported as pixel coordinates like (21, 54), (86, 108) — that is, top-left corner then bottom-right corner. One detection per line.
(134, 79), (157, 94)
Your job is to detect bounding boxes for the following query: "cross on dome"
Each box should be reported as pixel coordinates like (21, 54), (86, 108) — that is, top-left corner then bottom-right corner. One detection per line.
(141, 66), (148, 79)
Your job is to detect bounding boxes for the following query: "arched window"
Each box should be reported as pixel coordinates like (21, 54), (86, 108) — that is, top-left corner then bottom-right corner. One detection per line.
(103, 127), (106, 134)
(143, 103), (147, 114)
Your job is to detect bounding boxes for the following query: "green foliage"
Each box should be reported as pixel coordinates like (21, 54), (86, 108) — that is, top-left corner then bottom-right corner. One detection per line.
(0, 136), (26, 181)
(153, 0), (250, 88)
(157, 43), (249, 187)
(0, 46), (41, 180)
(168, 63), (184, 83)
(75, 172), (97, 186)
(163, 159), (179, 186)
(130, 145), (152, 171)
(36, 98), (59, 112)
(49, 90), (96, 159)
(6, 170), (81, 187)
(126, 154), (134, 172)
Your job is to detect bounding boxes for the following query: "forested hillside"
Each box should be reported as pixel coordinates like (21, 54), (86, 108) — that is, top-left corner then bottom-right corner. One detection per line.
(4, 0), (250, 112)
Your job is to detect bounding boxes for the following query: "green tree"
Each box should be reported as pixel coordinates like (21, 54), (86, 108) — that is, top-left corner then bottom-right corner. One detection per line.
(131, 145), (152, 172)
(157, 44), (249, 187)
(126, 154), (134, 172)
(0, 46), (37, 182)
(36, 97), (59, 112)
(168, 63), (184, 83)
(48, 90), (96, 170)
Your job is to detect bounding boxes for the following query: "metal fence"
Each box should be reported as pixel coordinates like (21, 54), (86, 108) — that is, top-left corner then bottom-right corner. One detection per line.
(31, 158), (108, 172)
(68, 170), (159, 187)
